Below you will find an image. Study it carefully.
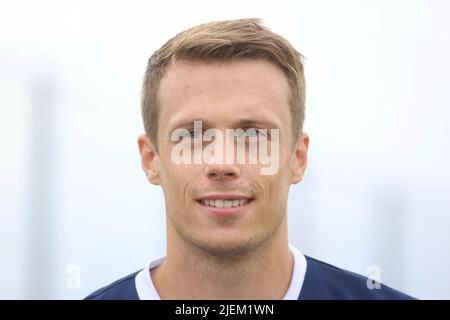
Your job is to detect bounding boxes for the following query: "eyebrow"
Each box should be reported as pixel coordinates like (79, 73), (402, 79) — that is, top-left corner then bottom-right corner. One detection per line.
(169, 117), (280, 131)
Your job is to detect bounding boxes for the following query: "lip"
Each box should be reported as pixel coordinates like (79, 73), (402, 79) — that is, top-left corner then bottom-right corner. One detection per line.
(196, 197), (255, 217)
(196, 193), (253, 201)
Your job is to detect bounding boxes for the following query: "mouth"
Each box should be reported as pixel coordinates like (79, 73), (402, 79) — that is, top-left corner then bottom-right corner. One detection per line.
(195, 195), (255, 217)
(198, 198), (252, 208)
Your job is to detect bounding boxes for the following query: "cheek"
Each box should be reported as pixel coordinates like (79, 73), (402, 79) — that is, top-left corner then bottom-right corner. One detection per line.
(158, 153), (183, 196)
(160, 162), (199, 203)
(263, 172), (290, 204)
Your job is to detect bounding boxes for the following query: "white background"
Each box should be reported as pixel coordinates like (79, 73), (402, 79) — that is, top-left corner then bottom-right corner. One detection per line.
(1, 0), (449, 299)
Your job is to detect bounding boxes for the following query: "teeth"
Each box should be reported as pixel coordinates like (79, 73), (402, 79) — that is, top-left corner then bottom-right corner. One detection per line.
(201, 199), (250, 208)
(216, 200), (224, 208)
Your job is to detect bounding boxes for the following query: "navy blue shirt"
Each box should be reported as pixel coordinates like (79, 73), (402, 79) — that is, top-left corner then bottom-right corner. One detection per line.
(85, 255), (415, 300)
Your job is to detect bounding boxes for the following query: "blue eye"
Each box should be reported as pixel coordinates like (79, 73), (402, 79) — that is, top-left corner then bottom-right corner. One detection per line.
(246, 128), (259, 137)
(184, 129), (203, 139)
(239, 128), (270, 139)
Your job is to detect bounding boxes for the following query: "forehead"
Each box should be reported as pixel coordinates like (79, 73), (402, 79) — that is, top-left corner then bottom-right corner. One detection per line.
(158, 59), (290, 131)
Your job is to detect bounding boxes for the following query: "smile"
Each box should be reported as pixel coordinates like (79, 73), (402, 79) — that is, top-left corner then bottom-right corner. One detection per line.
(199, 199), (251, 208)
(196, 194), (255, 217)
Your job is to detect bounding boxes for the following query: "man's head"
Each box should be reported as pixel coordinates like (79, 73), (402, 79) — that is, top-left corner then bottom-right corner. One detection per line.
(138, 18), (309, 256)
(141, 18), (306, 151)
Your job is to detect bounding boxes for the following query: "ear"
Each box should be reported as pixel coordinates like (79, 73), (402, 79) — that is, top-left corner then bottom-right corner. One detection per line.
(138, 133), (161, 185)
(290, 132), (309, 184)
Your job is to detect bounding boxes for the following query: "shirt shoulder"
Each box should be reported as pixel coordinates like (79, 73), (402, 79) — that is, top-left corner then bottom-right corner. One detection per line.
(299, 256), (416, 300)
(84, 270), (142, 300)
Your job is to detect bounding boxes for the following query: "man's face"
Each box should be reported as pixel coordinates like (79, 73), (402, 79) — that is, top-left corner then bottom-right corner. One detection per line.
(139, 59), (308, 256)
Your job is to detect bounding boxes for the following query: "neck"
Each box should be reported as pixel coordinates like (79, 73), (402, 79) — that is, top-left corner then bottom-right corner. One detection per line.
(151, 219), (293, 299)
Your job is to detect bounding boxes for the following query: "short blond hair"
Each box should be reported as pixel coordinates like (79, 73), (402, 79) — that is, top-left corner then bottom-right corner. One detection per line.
(141, 18), (305, 149)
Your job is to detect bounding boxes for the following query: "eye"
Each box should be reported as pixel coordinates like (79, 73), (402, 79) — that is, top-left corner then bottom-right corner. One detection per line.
(246, 128), (259, 138)
(181, 129), (203, 139)
(239, 128), (270, 140)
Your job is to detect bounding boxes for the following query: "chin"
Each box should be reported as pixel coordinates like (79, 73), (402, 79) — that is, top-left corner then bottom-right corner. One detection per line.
(189, 231), (265, 258)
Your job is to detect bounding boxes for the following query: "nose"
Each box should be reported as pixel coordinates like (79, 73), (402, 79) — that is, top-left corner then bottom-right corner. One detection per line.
(203, 130), (240, 180)
(205, 163), (240, 180)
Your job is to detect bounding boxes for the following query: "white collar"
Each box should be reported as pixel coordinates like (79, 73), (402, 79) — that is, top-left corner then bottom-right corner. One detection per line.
(135, 243), (307, 300)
